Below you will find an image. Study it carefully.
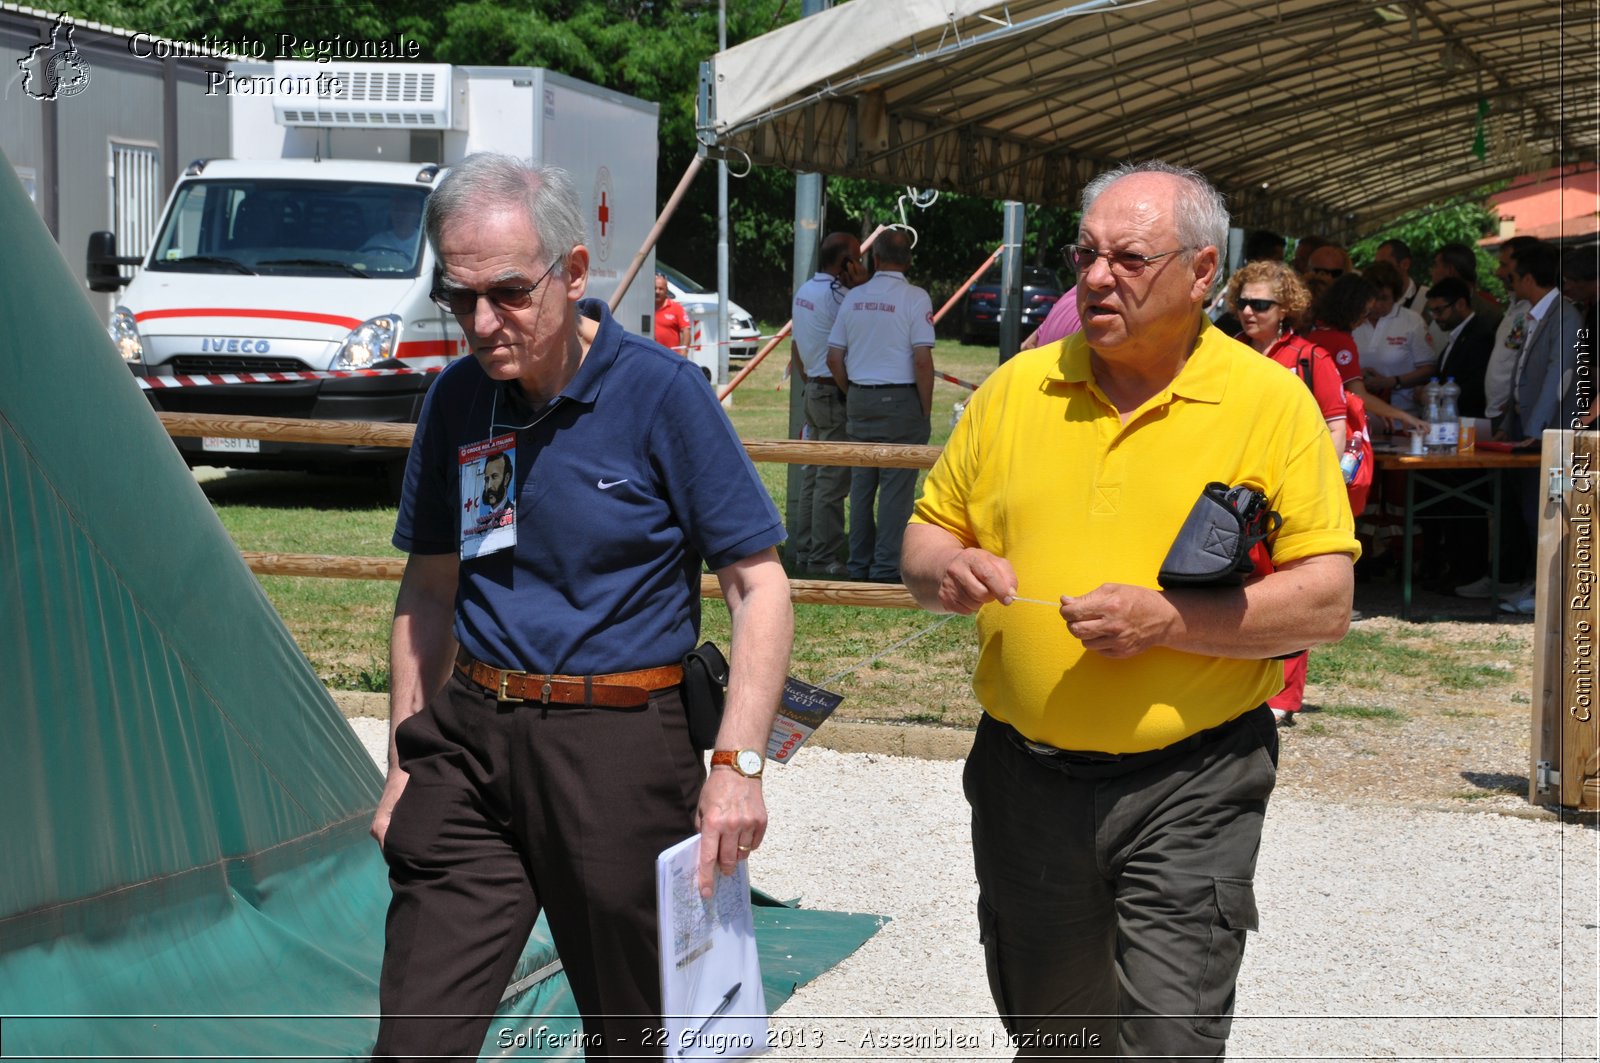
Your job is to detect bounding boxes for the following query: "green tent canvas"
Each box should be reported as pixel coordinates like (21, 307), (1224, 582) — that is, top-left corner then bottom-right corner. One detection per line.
(0, 151), (879, 1059)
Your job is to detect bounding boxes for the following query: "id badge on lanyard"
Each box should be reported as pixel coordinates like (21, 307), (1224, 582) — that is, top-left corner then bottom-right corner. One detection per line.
(459, 432), (517, 560)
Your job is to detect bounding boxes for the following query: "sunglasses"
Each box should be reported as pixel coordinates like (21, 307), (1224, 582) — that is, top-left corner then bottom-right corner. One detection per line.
(431, 258), (561, 316)
(1237, 297), (1280, 312)
(1063, 243), (1189, 277)
(1310, 266), (1345, 278)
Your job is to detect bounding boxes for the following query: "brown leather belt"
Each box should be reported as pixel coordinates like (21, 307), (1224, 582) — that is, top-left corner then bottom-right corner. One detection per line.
(454, 647), (683, 707)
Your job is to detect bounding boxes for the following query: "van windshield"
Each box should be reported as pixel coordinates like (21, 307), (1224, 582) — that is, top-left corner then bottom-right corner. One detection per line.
(146, 179), (429, 279)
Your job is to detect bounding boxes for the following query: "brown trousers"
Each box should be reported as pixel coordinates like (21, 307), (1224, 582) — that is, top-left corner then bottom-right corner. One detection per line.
(373, 671), (704, 1062)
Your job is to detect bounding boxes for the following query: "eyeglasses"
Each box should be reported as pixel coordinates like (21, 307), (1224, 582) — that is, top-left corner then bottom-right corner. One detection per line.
(431, 258), (561, 316)
(1236, 297), (1280, 313)
(1063, 244), (1189, 277)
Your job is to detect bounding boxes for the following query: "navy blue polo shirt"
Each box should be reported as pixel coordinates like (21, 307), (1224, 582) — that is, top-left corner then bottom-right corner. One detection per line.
(394, 299), (784, 674)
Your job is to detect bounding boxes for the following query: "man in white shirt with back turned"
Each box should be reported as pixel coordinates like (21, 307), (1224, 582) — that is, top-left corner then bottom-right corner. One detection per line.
(826, 229), (935, 583)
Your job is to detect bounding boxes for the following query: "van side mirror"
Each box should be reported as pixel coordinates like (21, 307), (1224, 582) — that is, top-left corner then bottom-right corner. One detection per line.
(87, 231), (133, 292)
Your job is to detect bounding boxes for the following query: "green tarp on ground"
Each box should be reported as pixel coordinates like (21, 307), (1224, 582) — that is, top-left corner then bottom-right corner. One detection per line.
(0, 150), (881, 1060)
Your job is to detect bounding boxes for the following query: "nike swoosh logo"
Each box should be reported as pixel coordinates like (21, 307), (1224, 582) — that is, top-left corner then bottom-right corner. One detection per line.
(597, 478), (629, 490)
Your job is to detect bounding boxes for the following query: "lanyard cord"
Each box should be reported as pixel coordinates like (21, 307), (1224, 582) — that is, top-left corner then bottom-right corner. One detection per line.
(489, 387), (563, 434)
(817, 613), (960, 688)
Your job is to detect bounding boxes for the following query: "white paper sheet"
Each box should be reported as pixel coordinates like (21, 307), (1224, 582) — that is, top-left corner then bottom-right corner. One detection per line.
(656, 834), (769, 1060)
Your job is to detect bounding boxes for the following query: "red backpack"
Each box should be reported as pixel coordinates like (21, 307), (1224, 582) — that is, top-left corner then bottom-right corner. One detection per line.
(1293, 350), (1373, 517)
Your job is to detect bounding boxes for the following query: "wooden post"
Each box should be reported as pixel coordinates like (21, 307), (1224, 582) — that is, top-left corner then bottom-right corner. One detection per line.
(930, 244), (1003, 326)
(1530, 429), (1600, 809)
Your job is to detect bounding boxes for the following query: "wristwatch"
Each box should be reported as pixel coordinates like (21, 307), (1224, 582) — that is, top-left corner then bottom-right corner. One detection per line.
(711, 749), (765, 778)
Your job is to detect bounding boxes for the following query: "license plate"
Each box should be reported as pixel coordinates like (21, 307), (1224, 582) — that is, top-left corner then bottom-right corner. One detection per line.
(202, 436), (261, 454)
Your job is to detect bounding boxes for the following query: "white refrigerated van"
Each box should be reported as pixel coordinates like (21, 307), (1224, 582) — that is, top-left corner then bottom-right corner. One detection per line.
(88, 61), (658, 482)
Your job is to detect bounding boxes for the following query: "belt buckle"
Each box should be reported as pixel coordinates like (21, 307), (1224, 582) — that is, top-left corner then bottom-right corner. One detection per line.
(496, 670), (525, 704)
(500, 672), (555, 704)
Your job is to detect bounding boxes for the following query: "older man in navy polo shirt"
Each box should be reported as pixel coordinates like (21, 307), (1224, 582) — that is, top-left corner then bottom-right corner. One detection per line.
(370, 153), (793, 1061)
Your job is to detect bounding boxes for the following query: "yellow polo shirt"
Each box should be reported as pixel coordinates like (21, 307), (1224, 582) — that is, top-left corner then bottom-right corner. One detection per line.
(912, 324), (1359, 752)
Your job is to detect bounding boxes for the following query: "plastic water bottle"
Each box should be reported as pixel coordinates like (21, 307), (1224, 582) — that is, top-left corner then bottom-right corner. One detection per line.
(1420, 378), (1444, 454)
(1438, 377), (1461, 452)
(1339, 445), (1361, 484)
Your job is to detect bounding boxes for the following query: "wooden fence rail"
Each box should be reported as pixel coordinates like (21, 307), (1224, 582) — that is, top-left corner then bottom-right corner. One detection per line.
(157, 412), (942, 468)
(240, 552), (919, 608)
(157, 412), (416, 449)
(164, 413), (932, 610)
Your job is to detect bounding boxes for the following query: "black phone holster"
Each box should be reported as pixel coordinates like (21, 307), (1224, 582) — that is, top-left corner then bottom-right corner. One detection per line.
(1157, 482), (1281, 589)
(680, 641), (730, 751)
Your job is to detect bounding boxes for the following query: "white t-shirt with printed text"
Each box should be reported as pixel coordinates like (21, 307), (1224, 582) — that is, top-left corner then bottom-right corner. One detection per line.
(826, 271), (936, 385)
(792, 272), (846, 378)
(1354, 305), (1432, 411)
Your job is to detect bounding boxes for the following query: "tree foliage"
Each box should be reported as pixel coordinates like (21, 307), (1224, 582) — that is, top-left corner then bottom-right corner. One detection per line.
(1349, 198), (1506, 300)
(65, 0), (814, 314)
(59, 2), (1505, 323)
(66, 0), (437, 54)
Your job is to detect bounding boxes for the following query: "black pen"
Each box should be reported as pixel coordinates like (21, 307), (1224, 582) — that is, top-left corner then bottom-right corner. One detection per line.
(678, 981), (741, 1056)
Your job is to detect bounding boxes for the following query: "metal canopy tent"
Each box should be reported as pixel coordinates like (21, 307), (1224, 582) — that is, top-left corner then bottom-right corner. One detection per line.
(699, 0), (1595, 241)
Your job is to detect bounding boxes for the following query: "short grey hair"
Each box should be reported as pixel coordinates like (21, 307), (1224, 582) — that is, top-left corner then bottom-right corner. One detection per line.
(1081, 160), (1229, 259)
(424, 153), (585, 272)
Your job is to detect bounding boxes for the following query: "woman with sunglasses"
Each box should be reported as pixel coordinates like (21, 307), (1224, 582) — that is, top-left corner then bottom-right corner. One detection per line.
(1224, 260), (1346, 724)
(1226, 260), (1347, 451)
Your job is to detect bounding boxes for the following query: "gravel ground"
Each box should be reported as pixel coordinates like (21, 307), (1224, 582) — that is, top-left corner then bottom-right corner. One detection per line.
(348, 719), (1598, 1061)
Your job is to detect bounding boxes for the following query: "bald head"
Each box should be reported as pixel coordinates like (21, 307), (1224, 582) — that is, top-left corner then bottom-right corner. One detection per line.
(819, 232), (861, 273)
(1075, 164), (1222, 368)
(1081, 160), (1229, 259)
(1306, 244), (1351, 280)
(873, 229), (913, 269)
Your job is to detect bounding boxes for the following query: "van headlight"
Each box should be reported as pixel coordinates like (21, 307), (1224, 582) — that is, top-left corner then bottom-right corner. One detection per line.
(333, 315), (401, 369)
(108, 306), (143, 363)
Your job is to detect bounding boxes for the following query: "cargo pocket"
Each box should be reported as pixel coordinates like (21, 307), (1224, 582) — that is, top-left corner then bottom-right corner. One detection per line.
(976, 896), (1017, 1038)
(1191, 877), (1259, 1041)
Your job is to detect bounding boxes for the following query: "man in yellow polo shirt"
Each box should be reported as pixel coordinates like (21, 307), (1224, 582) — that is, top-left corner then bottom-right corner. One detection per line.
(903, 161), (1358, 1059)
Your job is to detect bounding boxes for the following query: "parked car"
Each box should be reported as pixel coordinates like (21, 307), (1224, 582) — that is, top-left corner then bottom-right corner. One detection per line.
(656, 262), (761, 360)
(961, 264), (1063, 344)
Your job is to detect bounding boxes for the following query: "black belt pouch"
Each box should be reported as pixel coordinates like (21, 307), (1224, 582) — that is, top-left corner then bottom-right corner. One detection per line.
(681, 641), (730, 750)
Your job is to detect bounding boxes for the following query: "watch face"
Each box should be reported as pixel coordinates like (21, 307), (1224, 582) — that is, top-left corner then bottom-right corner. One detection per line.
(736, 749), (763, 776)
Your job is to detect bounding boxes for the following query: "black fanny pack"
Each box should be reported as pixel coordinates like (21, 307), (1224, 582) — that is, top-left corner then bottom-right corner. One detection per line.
(1157, 482), (1280, 589)
(680, 641), (730, 750)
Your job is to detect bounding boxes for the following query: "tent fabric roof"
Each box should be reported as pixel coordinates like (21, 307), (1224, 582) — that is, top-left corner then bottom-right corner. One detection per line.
(703, 0), (1595, 240)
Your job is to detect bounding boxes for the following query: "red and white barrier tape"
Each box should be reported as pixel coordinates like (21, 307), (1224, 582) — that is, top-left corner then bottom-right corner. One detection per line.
(137, 365), (441, 390)
(672, 333), (786, 354)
